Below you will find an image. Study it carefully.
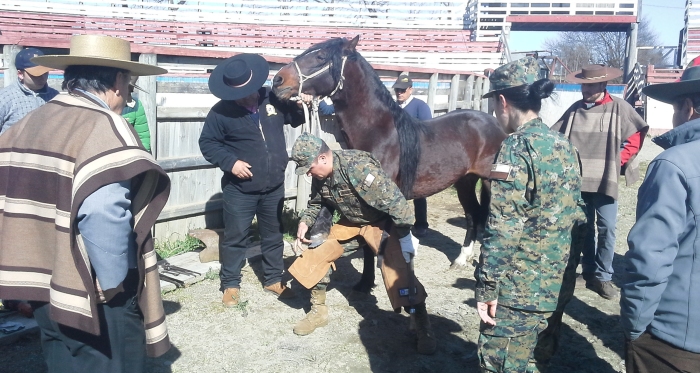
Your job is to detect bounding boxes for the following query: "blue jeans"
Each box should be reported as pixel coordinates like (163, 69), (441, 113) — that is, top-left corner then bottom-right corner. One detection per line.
(220, 183), (284, 291)
(581, 192), (617, 282)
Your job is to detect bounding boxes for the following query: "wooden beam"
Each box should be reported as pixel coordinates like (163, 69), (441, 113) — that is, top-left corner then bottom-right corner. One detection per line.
(448, 74), (461, 112)
(138, 53), (158, 158)
(463, 75), (475, 110)
(2, 45), (21, 88)
(427, 72), (438, 114)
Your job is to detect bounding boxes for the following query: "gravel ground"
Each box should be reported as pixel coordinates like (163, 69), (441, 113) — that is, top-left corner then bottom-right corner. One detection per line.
(0, 142), (666, 373)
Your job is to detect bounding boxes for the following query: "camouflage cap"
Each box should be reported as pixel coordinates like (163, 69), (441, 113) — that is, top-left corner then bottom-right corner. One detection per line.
(291, 133), (324, 175)
(483, 57), (540, 98)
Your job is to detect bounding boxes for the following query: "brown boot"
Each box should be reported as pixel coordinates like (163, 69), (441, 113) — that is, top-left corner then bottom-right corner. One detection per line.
(222, 287), (240, 308)
(414, 308), (437, 355)
(264, 282), (296, 299)
(293, 289), (329, 335)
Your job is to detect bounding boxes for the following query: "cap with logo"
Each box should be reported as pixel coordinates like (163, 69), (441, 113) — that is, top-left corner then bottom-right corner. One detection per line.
(392, 74), (413, 90)
(291, 133), (324, 175)
(15, 48), (52, 76)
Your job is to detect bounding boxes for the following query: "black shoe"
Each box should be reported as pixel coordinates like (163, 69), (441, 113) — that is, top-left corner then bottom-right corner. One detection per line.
(414, 227), (428, 238)
(587, 278), (619, 300)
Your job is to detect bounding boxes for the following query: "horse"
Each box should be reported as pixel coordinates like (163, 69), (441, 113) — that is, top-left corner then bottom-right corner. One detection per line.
(273, 36), (506, 276)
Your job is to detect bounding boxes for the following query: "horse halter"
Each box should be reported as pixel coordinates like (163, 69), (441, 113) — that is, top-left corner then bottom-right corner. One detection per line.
(293, 53), (348, 98)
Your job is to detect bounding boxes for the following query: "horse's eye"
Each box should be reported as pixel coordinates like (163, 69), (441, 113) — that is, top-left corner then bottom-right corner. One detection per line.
(316, 54), (324, 61)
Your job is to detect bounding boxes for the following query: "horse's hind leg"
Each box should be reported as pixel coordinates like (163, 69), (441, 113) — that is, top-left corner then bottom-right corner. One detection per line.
(353, 245), (376, 293)
(450, 175), (479, 270)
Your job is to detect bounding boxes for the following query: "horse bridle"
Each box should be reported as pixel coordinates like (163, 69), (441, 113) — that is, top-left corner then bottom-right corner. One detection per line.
(293, 52), (348, 97)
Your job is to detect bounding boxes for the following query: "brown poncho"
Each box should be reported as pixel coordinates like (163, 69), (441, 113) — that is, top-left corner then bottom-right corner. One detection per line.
(0, 93), (171, 357)
(551, 95), (648, 199)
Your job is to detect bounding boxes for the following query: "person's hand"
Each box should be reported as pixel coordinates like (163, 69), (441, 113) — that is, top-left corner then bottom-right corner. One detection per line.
(477, 300), (498, 326)
(294, 222), (312, 255)
(297, 93), (314, 107)
(231, 160), (253, 179)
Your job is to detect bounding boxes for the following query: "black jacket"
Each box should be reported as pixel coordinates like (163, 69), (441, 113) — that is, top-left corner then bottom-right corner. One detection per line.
(199, 87), (304, 193)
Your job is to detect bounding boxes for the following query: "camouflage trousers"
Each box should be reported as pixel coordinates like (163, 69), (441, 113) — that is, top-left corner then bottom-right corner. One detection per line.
(478, 305), (552, 373)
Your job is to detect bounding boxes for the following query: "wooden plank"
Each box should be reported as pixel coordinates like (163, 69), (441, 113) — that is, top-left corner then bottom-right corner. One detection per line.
(463, 75), (475, 110)
(427, 73), (438, 115)
(158, 156), (213, 172)
(448, 74), (461, 112)
(139, 53), (158, 158)
(2, 45), (20, 88)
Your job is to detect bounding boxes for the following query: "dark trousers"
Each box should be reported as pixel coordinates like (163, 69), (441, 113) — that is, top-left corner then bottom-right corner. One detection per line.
(413, 198), (428, 230)
(581, 192), (617, 282)
(220, 182), (284, 291)
(626, 332), (700, 373)
(31, 290), (144, 373)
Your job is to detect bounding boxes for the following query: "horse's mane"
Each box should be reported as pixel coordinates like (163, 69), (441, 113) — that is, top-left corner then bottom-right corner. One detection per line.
(299, 38), (428, 197)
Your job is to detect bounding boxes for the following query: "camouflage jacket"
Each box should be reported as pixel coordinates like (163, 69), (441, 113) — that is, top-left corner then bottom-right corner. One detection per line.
(300, 150), (415, 237)
(475, 118), (585, 312)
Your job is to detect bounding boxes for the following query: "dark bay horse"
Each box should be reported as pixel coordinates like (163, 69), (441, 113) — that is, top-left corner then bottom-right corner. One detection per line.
(273, 36), (506, 270)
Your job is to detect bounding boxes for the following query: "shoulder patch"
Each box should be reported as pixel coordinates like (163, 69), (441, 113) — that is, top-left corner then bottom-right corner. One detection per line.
(364, 173), (376, 188)
(489, 164), (514, 181)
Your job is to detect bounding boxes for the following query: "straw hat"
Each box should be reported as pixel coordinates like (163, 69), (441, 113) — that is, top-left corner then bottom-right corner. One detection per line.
(31, 35), (167, 76)
(565, 64), (622, 84)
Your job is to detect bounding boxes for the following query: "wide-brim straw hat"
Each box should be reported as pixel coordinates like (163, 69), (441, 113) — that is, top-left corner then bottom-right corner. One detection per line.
(643, 66), (700, 104)
(31, 35), (167, 76)
(208, 54), (269, 100)
(565, 64), (623, 84)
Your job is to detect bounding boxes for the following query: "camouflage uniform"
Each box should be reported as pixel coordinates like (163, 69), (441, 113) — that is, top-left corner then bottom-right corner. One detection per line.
(288, 133), (436, 355)
(477, 57), (586, 373)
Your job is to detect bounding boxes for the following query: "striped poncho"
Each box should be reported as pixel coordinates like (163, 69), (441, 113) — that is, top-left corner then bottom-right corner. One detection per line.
(551, 95), (648, 199)
(0, 92), (171, 357)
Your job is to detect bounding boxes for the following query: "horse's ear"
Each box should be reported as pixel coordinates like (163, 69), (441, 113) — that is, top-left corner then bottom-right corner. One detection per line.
(344, 35), (360, 54)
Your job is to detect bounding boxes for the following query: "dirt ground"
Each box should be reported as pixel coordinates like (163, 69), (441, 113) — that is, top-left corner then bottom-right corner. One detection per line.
(1, 144), (664, 373)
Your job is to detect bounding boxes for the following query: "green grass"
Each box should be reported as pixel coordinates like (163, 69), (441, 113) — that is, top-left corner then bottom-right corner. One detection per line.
(249, 207), (301, 243)
(155, 234), (203, 260)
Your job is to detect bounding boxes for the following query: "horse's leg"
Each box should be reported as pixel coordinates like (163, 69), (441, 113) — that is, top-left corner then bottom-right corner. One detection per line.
(352, 245), (376, 293)
(308, 204), (334, 247)
(450, 175), (479, 270)
(477, 178), (492, 243)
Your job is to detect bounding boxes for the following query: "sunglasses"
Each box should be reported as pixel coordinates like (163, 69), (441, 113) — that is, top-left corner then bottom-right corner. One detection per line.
(394, 88), (407, 94)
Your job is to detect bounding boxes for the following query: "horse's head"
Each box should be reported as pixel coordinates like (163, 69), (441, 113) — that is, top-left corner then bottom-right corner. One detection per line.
(273, 36), (359, 101)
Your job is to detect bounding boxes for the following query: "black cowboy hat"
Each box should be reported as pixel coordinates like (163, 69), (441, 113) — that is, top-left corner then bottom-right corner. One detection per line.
(643, 66), (700, 104)
(208, 53), (269, 100)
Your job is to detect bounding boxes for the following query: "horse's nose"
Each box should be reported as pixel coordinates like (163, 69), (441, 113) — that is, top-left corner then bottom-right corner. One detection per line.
(273, 75), (283, 87)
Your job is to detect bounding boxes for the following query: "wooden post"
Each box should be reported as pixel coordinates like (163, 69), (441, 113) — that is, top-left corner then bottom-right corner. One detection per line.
(296, 174), (311, 213)
(448, 74), (461, 112)
(3, 45), (22, 88)
(427, 72), (438, 115)
(473, 76), (483, 111)
(481, 78), (491, 114)
(138, 53), (158, 159)
(463, 75), (475, 110)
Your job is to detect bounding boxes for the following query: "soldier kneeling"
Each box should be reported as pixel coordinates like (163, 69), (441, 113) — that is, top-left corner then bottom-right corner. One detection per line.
(289, 133), (436, 355)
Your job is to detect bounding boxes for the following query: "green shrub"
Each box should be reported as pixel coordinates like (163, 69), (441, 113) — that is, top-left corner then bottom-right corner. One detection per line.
(155, 234), (203, 260)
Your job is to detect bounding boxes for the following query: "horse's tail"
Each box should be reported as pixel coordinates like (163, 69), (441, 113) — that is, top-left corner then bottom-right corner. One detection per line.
(394, 113), (425, 198)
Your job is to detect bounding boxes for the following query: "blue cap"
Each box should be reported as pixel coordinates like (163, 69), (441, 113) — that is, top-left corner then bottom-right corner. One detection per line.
(15, 48), (51, 75)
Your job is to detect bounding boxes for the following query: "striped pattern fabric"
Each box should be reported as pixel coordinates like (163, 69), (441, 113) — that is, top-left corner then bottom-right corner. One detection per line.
(0, 93), (172, 357)
(551, 95), (649, 199)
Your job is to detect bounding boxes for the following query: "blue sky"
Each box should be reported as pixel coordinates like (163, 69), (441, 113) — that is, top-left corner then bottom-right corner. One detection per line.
(508, 0), (687, 52)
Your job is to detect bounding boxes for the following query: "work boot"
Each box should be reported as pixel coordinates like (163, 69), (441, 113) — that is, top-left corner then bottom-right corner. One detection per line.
(222, 287), (240, 308)
(587, 278), (619, 300)
(264, 282), (296, 299)
(293, 289), (329, 335)
(414, 307), (437, 355)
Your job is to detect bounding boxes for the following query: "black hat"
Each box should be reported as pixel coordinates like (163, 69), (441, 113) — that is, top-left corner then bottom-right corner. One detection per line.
(208, 54), (269, 100)
(15, 48), (52, 76)
(643, 66), (700, 104)
(392, 74), (413, 89)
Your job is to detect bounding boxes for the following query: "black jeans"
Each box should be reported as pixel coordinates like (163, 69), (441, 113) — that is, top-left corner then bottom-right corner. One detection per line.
(220, 182), (285, 291)
(31, 277), (144, 373)
(413, 198), (428, 230)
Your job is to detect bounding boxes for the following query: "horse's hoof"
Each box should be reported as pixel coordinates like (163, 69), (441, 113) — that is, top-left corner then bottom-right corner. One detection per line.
(352, 279), (376, 294)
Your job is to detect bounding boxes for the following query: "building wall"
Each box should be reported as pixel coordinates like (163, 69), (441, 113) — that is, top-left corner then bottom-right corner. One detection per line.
(466, 0), (638, 42)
